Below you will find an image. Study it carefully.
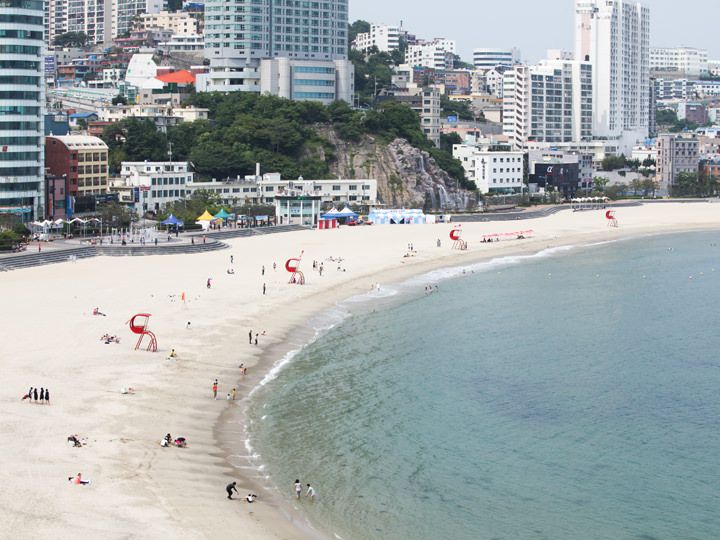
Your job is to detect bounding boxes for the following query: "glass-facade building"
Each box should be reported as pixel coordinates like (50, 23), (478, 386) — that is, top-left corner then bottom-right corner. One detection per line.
(0, 0), (44, 220)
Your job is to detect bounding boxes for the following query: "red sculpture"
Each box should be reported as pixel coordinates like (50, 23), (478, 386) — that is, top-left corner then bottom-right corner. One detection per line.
(128, 313), (158, 352)
(450, 226), (467, 250)
(286, 250), (306, 285)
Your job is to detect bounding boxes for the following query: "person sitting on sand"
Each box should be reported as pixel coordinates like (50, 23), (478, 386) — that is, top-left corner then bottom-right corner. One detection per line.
(246, 493), (258, 503)
(68, 473), (90, 485)
(161, 433), (172, 447)
(168, 349), (177, 359)
(93, 307), (106, 316)
(68, 435), (83, 447)
(227, 268), (235, 275)
(174, 437), (187, 448)
(120, 387), (135, 395)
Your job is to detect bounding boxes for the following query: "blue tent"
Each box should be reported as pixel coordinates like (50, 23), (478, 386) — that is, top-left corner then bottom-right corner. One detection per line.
(322, 206), (358, 220)
(161, 214), (184, 226)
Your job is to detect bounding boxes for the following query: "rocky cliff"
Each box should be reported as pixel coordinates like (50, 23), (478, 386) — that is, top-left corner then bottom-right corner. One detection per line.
(319, 129), (476, 211)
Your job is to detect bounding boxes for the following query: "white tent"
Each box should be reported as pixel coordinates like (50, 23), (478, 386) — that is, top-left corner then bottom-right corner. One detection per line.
(368, 208), (426, 225)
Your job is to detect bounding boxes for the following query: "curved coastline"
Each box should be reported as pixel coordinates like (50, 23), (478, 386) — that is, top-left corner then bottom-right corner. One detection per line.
(1, 202), (719, 540)
(214, 216), (720, 540)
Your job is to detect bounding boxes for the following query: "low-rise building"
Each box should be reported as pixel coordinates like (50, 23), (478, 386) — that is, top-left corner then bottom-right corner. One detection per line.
(407, 39), (456, 70)
(98, 104), (209, 132)
(656, 133), (699, 191)
(527, 149), (594, 197)
(353, 24), (403, 53)
(45, 135), (110, 201)
(186, 174), (377, 208)
(650, 47), (708, 77)
(453, 141), (525, 194)
(158, 34), (204, 53)
(118, 161), (193, 215)
(136, 10), (199, 35)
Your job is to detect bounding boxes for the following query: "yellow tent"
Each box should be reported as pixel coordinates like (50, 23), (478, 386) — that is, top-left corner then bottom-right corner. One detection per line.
(197, 210), (214, 221)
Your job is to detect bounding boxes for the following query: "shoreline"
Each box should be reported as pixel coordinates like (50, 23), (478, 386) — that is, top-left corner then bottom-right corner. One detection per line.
(213, 221), (720, 540)
(1, 203), (718, 540)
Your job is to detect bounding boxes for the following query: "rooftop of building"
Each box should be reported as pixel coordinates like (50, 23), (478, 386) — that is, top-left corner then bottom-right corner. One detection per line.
(47, 135), (108, 150)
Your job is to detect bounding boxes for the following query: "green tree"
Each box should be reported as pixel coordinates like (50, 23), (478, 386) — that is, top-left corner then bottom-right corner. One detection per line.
(111, 94), (128, 105)
(348, 20), (370, 47)
(440, 95), (474, 120)
(53, 31), (89, 48)
(592, 176), (610, 193)
(439, 132), (462, 154)
(601, 154), (627, 171)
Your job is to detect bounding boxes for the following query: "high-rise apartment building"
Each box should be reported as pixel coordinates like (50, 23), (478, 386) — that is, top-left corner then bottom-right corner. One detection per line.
(575, 0), (650, 146)
(656, 134), (699, 191)
(650, 47), (708, 77)
(202, 0), (352, 103)
(472, 48), (519, 71)
(45, 0), (113, 46)
(113, 0), (162, 39)
(353, 24), (402, 53)
(0, 0), (45, 220)
(502, 58), (593, 149)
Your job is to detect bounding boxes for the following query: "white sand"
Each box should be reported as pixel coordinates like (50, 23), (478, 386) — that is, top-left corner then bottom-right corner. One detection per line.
(0, 203), (718, 539)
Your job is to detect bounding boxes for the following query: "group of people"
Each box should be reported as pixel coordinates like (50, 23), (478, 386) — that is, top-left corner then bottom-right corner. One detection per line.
(225, 481), (258, 503)
(424, 284), (439, 295)
(294, 479), (316, 501)
(160, 433), (187, 448)
(22, 386), (50, 404)
(100, 334), (120, 344)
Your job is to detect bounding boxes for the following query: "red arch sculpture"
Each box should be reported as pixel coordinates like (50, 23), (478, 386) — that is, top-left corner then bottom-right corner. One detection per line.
(450, 226), (467, 250)
(605, 210), (618, 228)
(286, 250), (305, 285)
(128, 313), (158, 352)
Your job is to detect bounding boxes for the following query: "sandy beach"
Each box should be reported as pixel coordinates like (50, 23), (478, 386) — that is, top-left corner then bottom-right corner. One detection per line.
(0, 202), (718, 540)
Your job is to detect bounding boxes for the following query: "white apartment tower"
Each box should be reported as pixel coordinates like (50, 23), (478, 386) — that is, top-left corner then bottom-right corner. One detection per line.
(203, 0), (352, 103)
(353, 24), (401, 53)
(0, 0), (45, 220)
(502, 59), (593, 149)
(113, 0), (163, 38)
(575, 0), (650, 147)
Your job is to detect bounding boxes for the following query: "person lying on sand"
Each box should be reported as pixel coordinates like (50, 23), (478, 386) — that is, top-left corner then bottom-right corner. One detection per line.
(68, 473), (90, 485)
(120, 387), (136, 395)
(67, 435), (83, 447)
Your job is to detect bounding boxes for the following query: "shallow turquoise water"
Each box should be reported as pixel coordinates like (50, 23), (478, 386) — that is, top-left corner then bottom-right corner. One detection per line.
(249, 231), (720, 540)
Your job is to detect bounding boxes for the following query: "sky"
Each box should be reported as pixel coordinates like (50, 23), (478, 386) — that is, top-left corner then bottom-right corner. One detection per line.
(349, 0), (720, 63)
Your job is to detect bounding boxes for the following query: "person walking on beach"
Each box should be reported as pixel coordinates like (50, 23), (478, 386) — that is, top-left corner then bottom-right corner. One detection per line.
(248, 330), (253, 344)
(262, 283), (266, 295)
(306, 484), (316, 501)
(226, 481), (238, 500)
(39, 387), (44, 404)
(26, 387), (33, 403)
(294, 480), (302, 499)
(231, 388), (237, 400)
(319, 264), (323, 277)
(273, 262), (276, 271)
(206, 277), (212, 289)
(230, 254), (234, 265)
(261, 265), (265, 276)
(45, 388), (50, 404)
(33, 387), (38, 402)
(212, 379), (218, 399)
(254, 333), (258, 346)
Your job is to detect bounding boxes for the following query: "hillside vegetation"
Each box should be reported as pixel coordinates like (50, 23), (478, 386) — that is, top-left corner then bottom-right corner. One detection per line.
(101, 93), (473, 191)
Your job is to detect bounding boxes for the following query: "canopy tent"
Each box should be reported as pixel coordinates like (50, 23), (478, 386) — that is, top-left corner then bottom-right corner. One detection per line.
(196, 210), (214, 221)
(321, 206), (358, 221)
(161, 214), (184, 226)
(214, 208), (231, 220)
(368, 208), (426, 225)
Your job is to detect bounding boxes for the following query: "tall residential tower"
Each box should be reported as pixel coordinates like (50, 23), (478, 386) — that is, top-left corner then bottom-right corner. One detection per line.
(0, 0), (44, 220)
(575, 0), (650, 147)
(202, 0), (353, 103)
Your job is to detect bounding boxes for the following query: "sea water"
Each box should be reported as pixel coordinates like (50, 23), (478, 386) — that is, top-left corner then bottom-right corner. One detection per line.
(248, 231), (720, 540)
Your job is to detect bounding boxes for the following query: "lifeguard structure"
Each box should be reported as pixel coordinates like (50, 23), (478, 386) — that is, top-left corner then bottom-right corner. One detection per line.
(606, 210), (618, 228)
(450, 226), (468, 250)
(128, 313), (158, 352)
(286, 250), (305, 285)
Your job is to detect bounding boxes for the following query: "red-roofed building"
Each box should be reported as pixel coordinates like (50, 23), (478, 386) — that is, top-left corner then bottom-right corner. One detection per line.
(156, 70), (196, 85)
